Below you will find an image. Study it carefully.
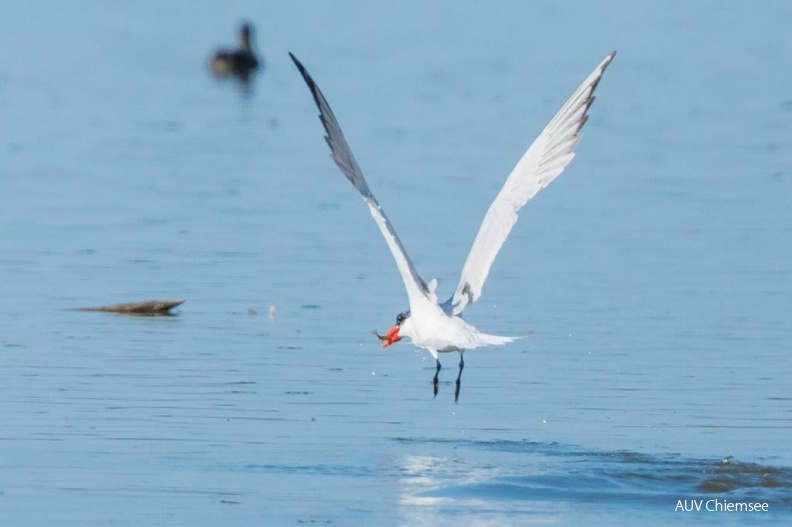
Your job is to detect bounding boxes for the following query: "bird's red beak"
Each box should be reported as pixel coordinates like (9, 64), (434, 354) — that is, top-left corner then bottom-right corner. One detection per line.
(380, 325), (401, 348)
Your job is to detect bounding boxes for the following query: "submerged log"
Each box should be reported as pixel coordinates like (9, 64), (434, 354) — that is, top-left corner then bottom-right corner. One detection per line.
(74, 299), (185, 316)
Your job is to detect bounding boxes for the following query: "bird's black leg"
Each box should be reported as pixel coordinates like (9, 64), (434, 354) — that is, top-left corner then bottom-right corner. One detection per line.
(454, 352), (465, 403)
(433, 359), (441, 398)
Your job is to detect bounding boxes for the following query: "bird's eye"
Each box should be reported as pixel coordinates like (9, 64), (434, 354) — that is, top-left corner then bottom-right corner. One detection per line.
(395, 310), (410, 326)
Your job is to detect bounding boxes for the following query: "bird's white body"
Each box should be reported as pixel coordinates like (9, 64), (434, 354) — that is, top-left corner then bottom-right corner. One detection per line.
(401, 297), (515, 358)
(291, 51), (614, 398)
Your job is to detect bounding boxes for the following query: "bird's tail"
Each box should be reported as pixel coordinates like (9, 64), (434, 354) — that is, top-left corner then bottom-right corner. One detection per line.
(478, 333), (520, 346)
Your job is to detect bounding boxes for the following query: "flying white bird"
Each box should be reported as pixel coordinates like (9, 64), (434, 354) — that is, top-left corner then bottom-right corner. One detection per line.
(291, 51), (615, 401)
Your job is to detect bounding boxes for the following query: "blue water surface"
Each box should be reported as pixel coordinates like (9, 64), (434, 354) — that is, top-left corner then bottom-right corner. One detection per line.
(1, 1), (791, 525)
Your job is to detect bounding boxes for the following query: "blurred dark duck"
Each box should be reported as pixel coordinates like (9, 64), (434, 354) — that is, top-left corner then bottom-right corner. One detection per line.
(210, 23), (261, 78)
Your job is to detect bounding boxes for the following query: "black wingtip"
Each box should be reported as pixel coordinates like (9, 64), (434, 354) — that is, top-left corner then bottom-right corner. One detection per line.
(603, 50), (617, 71)
(289, 52), (313, 83)
(289, 52), (320, 96)
(289, 52), (305, 74)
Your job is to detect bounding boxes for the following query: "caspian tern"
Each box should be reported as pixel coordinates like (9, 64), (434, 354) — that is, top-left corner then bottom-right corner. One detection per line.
(291, 51), (615, 401)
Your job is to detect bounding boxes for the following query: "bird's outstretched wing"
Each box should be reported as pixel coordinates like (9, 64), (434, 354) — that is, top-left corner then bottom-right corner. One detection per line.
(444, 52), (616, 315)
(290, 53), (430, 305)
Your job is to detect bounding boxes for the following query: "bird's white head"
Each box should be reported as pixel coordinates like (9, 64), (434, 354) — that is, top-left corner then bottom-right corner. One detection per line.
(377, 310), (411, 348)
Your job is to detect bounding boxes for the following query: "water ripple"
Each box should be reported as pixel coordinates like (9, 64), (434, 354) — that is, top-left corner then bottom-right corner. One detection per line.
(394, 437), (792, 510)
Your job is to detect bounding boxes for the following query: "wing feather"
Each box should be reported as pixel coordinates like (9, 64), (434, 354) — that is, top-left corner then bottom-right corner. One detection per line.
(445, 52), (616, 315)
(290, 53), (429, 305)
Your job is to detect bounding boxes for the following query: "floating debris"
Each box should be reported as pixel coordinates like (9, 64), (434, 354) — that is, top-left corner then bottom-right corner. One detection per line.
(74, 299), (185, 316)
